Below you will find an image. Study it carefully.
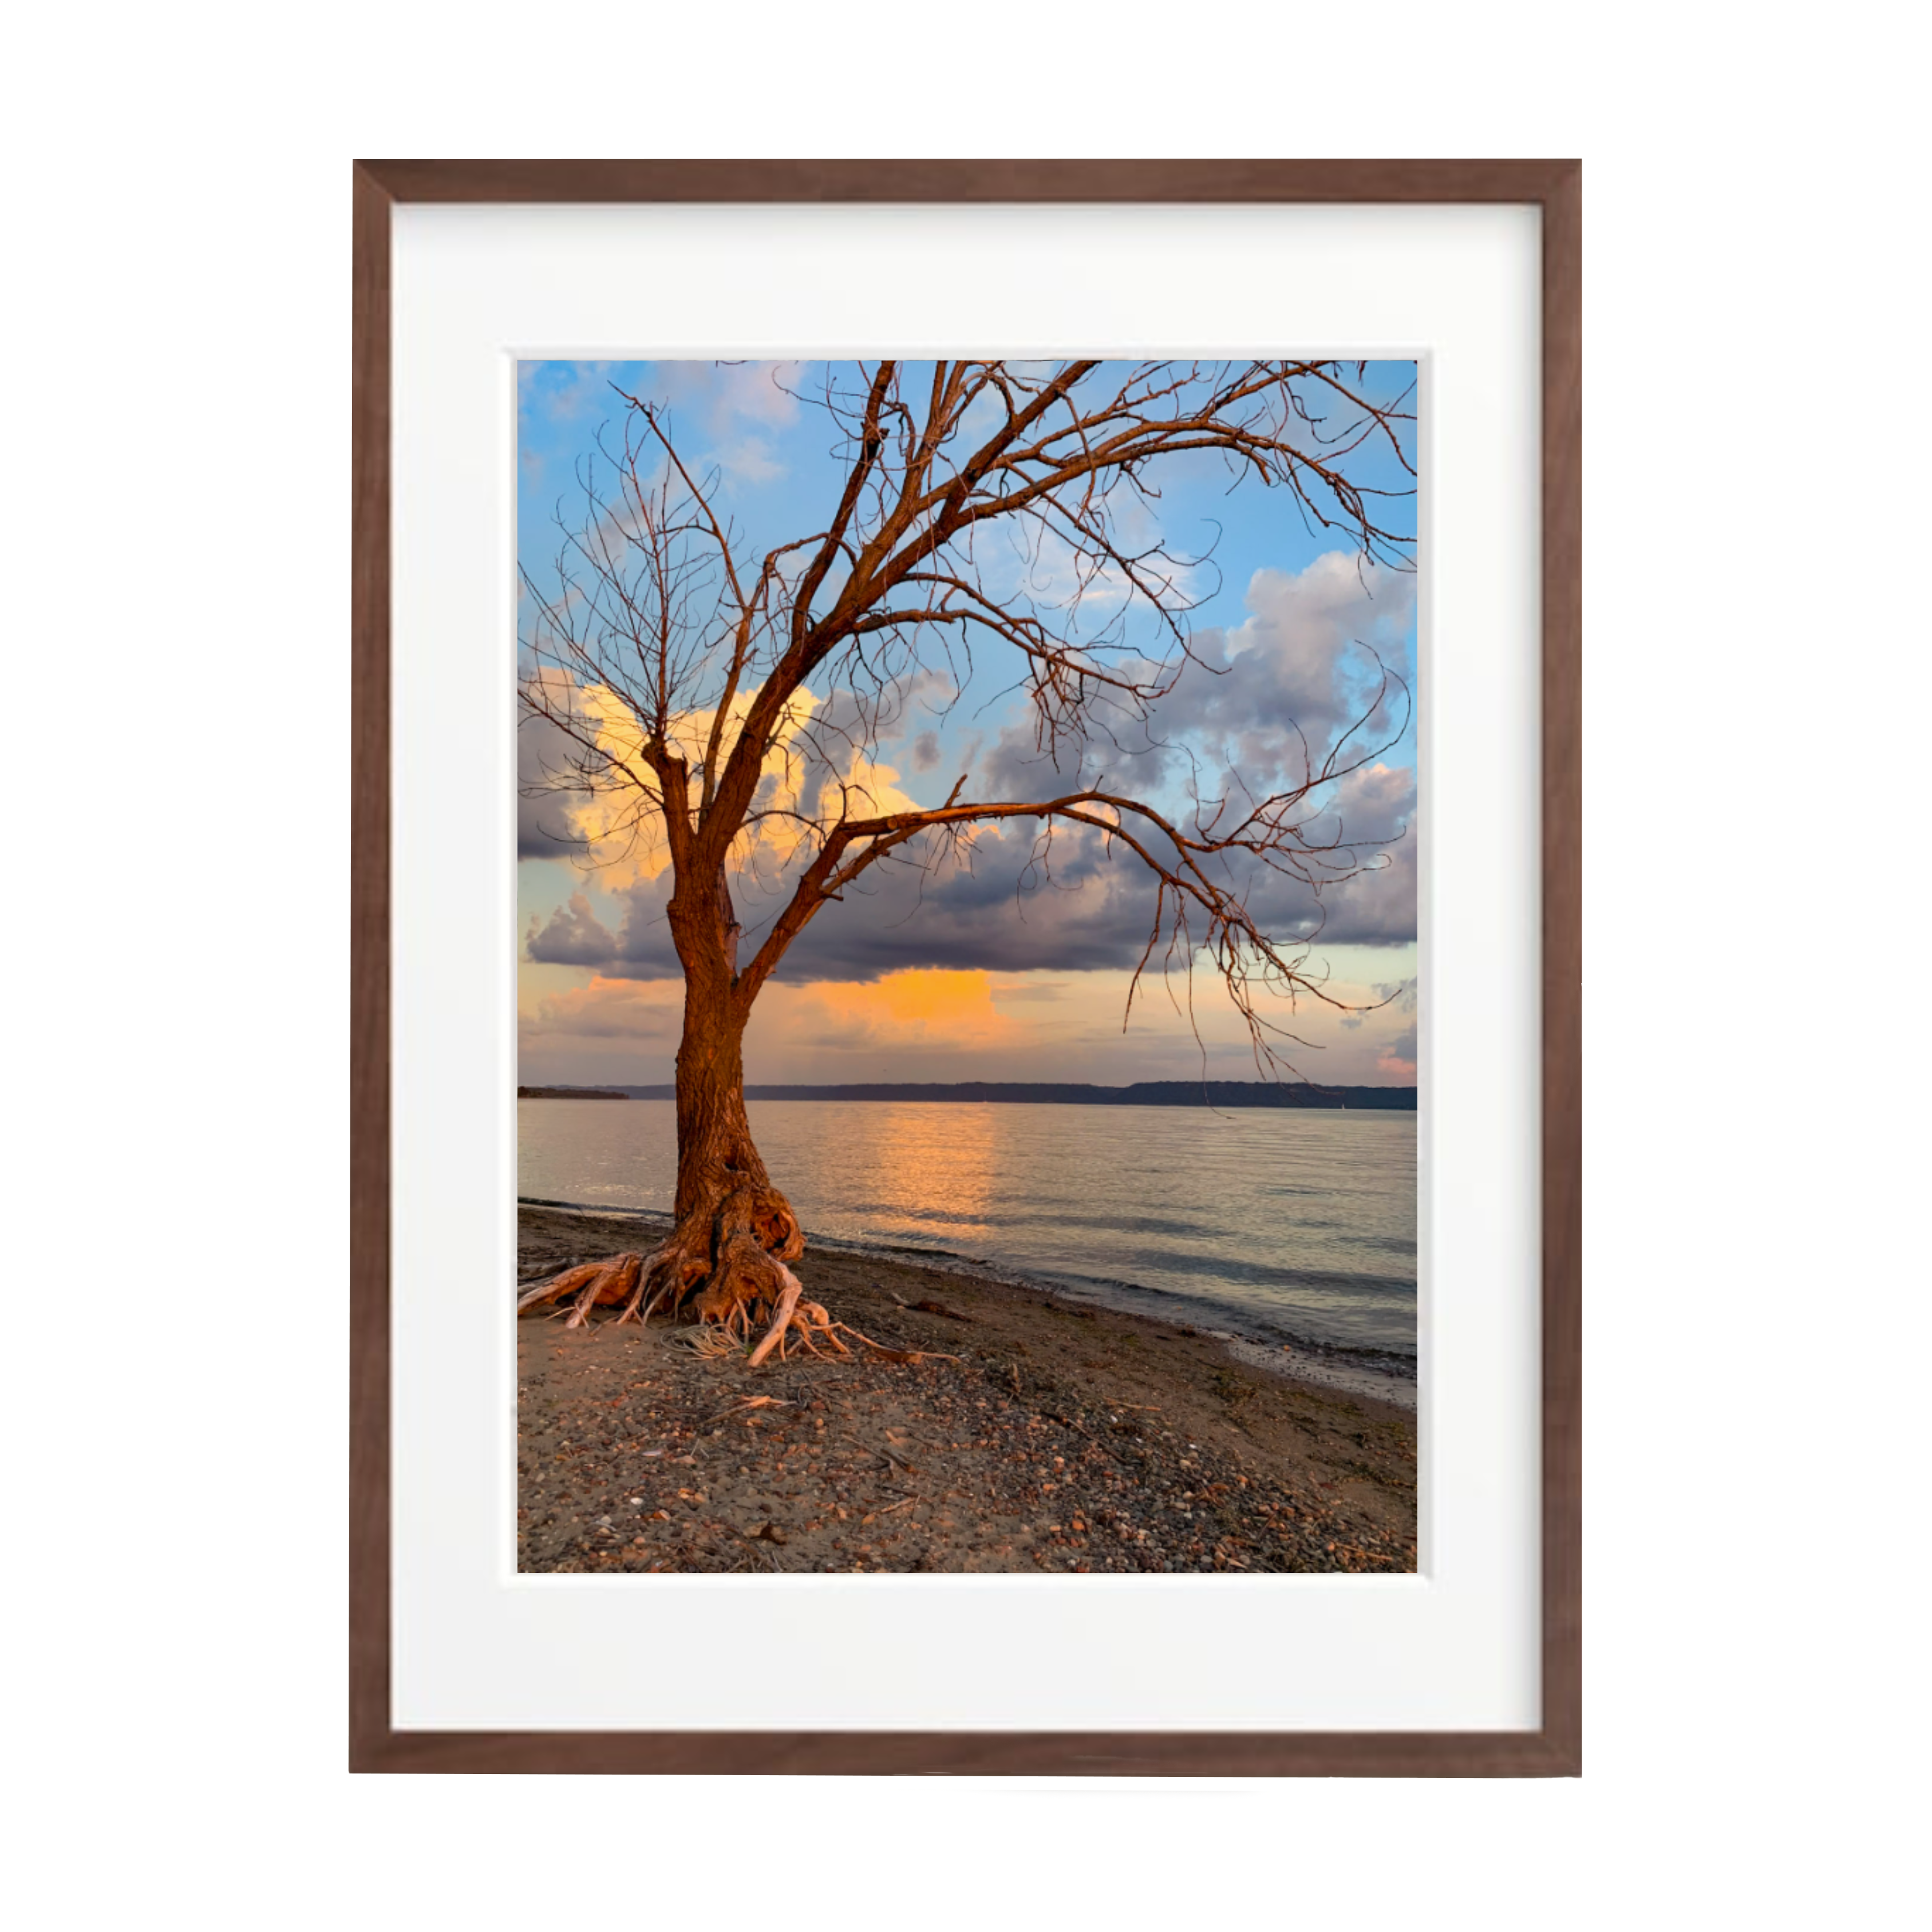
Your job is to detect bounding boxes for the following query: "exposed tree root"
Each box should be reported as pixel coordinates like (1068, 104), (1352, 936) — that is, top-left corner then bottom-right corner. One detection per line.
(515, 1181), (958, 1367)
(515, 1251), (642, 1328)
(516, 1181), (809, 1358)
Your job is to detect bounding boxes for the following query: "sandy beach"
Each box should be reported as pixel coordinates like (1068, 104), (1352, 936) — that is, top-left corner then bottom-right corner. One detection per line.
(517, 1204), (1417, 1574)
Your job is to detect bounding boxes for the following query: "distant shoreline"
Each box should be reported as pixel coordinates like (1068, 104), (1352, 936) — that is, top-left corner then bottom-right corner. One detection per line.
(519, 1079), (1417, 1111)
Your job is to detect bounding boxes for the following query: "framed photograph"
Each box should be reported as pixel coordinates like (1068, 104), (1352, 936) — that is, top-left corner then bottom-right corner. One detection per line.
(353, 160), (1579, 1774)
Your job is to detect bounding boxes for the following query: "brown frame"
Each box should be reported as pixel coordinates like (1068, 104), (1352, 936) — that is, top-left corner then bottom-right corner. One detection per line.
(351, 159), (1581, 1775)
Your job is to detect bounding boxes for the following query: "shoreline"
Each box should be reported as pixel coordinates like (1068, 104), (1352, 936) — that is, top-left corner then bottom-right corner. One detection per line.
(516, 1194), (1417, 1412)
(517, 1204), (1417, 1575)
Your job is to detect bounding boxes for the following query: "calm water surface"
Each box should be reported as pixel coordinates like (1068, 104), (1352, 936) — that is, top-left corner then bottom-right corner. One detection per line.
(518, 1099), (1416, 1358)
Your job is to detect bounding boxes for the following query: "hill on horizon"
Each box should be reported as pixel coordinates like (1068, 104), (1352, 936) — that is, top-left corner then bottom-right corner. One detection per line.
(519, 1078), (1416, 1111)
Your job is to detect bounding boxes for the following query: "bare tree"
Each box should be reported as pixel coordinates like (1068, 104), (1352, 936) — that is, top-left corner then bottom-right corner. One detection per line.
(515, 360), (1415, 1362)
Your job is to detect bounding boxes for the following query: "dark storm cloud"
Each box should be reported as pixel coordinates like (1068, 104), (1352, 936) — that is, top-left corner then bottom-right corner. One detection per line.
(517, 711), (589, 860)
(1283, 764), (1420, 947)
(527, 759), (1416, 985)
(521, 551), (1417, 982)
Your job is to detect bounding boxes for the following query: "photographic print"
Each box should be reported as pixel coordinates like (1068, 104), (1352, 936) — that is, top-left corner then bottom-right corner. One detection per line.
(514, 358), (1419, 1577)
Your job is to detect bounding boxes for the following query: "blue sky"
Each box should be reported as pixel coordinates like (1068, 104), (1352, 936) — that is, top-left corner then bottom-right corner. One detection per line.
(516, 359), (1419, 1088)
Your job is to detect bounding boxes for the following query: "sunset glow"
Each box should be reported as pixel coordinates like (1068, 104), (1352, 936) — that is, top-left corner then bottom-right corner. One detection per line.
(516, 359), (1419, 1091)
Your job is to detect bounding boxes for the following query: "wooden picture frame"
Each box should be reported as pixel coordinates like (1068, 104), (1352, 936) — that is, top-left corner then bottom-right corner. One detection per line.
(351, 158), (1580, 1775)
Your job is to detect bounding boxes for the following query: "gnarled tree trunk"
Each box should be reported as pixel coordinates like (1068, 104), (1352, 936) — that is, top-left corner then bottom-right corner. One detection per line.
(655, 985), (806, 1348)
(519, 864), (810, 1361)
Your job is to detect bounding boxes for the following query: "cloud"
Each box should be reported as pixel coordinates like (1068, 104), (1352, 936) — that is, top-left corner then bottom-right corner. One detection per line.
(1377, 1021), (1418, 1080)
(523, 669), (929, 894)
(677, 360), (804, 432)
(519, 359), (618, 426)
(712, 434), (783, 487)
(649, 361), (805, 485)
(1289, 768), (1419, 946)
(519, 975), (683, 1046)
(960, 549), (1413, 802)
(529, 766), (1415, 987)
(518, 967), (1016, 1069)
(991, 979), (1070, 1003)
(524, 892), (618, 965)
(757, 969), (1019, 1057)
(1129, 552), (1415, 791)
(517, 960), (1422, 1088)
(522, 546), (1416, 982)
(517, 709), (589, 860)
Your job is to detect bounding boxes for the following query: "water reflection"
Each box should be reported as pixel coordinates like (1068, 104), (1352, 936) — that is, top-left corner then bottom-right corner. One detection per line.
(833, 1101), (1002, 1245)
(518, 1099), (1416, 1354)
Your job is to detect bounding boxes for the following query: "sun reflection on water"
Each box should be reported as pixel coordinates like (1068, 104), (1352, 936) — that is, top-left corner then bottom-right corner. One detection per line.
(517, 1099), (1416, 1353)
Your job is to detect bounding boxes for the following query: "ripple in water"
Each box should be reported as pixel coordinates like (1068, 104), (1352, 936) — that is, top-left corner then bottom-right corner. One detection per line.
(517, 1098), (1416, 1357)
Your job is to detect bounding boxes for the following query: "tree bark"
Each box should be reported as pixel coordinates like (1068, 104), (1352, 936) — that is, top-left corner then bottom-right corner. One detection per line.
(519, 859), (809, 1346)
(669, 985), (803, 1275)
(671, 990), (767, 1220)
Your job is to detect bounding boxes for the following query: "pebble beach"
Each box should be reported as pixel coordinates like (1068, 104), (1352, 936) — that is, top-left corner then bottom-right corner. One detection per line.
(517, 1204), (1417, 1575)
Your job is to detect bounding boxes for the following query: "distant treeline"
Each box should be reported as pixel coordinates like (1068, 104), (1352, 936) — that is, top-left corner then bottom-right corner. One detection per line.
(521, 1080), (1416, 1111)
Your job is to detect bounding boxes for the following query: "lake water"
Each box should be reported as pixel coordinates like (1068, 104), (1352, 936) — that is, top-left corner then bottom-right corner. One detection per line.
(519, 1098), (1416, 1360)
(521, 1105), (1414, 1360)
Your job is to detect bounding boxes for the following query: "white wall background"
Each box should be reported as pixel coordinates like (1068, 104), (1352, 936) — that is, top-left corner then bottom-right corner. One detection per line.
(3, 4), (1921, 1929)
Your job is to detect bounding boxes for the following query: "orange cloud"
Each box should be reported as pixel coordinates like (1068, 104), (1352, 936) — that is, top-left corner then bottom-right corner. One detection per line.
(560, 678), (923, 890)
(523, 967), (1024, 1065)
(519, 958), (1423, 1087)
(774, 969), (1018, 1052)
